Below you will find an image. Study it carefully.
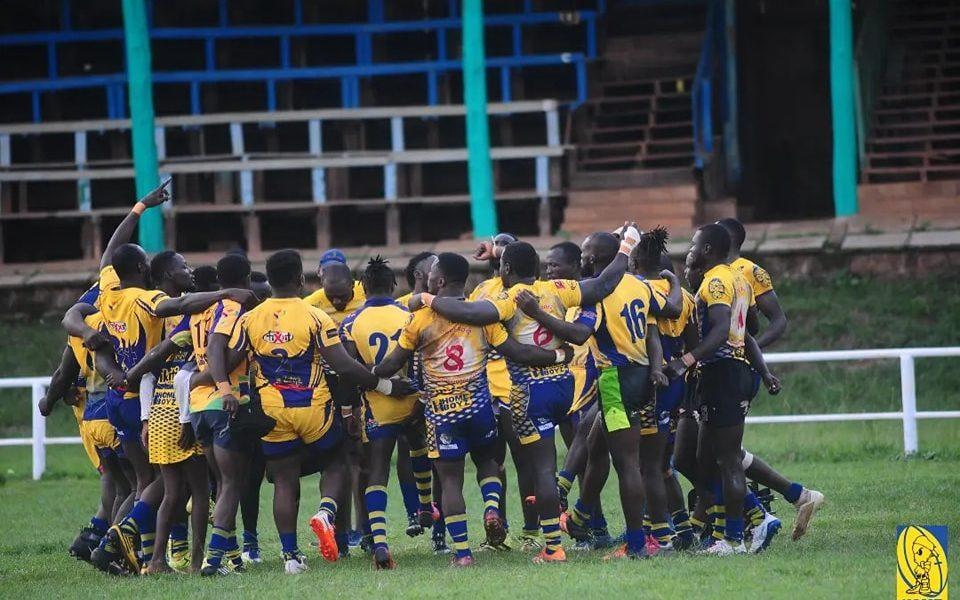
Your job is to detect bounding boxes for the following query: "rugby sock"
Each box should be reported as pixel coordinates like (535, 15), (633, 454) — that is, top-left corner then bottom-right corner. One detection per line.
(672, 510), (693, 537)
(479, 476), (503, 516)
(243, 530), (259, 552)
(642, 515), (652, 537)
(365, 485), (389, 551)
(124, 500), (156, 561)
(589, 508), (608, 531)
(557, 470), (574, 495)
(625, 528), (646, 555)
(689, 515), (706, 535)
(744, 491), (766, 527)
(279, 531), (298, 555)
(206, 525), (231, 567)
(226, 530), (242, 567)
(399, 481), (420, 519)
(651, 521), (675, 547)
(169, 522), (189, 555)
(410, 447), (434, 513)
(445, 513), (470, 559)
(707, 505), (725, 541)
(784, 483), (804, 504)
(432, 506), (446, 539)
(725, 517), (745, 544)
(541, 517), (562, 555)
(570, 500), (592, 527)
(319, 496), (338, 520)
(90, 517), (109, 536)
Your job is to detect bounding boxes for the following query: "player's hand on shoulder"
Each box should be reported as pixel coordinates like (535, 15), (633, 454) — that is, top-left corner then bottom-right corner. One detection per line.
(223, 288), (257, 308)
(515, 289), (540, 315)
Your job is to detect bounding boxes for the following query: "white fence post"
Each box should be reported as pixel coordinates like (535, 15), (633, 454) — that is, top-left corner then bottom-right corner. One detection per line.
(900, 354), (918, 455)
(31, 382), (46, 480)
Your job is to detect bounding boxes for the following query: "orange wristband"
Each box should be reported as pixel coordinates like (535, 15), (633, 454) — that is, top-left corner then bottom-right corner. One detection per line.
(132, 201), (147, 215)
(421, 293), (435, 308)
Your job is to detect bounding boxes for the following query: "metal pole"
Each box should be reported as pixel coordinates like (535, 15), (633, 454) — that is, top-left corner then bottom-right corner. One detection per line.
(461, 0), (498, 238)
(900, 354), (918, 454)
(122, 0), (164, 251)
(829, 0), (858, 216)
(31, 383), (46, 480)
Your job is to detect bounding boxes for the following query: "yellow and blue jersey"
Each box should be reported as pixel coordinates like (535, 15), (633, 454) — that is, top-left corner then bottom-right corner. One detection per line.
(341, 297), (419, 426)
(238, 297), (341, 409)
(486, 279), (582, 385)
(177, 299), (250, 412)
(66, 313), (109, 421)
(566, 306), (600, 413)
(696, 264), (753, 363)
(304, 280), (366, 326)
(593, 275), (664, 369)
(398, 304), (508, 424)
(156, 315), (193, 398)
(730, 257), (774, 299)
(469, 277), (512, 399)
(96, 266), (169, 399)
(648, 279), (696, 361)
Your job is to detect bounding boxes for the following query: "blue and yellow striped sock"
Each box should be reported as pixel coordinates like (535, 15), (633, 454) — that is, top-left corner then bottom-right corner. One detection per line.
(206, 525), (231, 567)
(243, 530), (259, 552)
(541, 517), (562, 555)
(672, 509), (693, 536)
(90, 517), (109, 536)
(169, 522), (188, 556)
(556, 470), (574, 495)
(725, 517), (744, 544)
(642, 514), (652, 537)
(319, 496), (338, 520)
(651, 521), (675, 547)
(690, 515), (705, 534)
(570, 499), (592, 527)
(708, 505), (726, 541)
(410, 447), (433, 513)
(279, 531), (297, 555)
(124, 500), (156, 562)
(479, 476), (502, 516)
(445, 513), (470, 559)
(744, 491), (766, 527)
(365, 485), (389, 551)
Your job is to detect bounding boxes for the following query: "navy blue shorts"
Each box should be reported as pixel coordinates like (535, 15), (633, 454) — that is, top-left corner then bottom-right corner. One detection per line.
(510, 369), (574, 445)
(191, 410), (245, 451)
(426, 403), (498, 460)
(656, 377), (685, 436)
(105, 390), (142, 444)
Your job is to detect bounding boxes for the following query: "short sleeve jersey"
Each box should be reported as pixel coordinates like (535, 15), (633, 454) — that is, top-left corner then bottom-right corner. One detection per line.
(730, 257), (774, 299)
(593, 275), (664, 369)
(398, 304), (508, 423)
(648, 278), (697, 361)
(341, 298), (418, 423)
(696, 264), (753, 363)
(182, 299), (250, 412)
(238, 297), (341, 409)
(97, 266), (169, 399)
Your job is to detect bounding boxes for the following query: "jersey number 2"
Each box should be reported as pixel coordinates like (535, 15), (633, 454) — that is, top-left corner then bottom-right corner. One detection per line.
(369, 330), (401, 364)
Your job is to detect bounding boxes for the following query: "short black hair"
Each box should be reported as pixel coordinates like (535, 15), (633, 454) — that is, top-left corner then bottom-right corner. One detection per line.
(435, 252), (469, 286)
(217, 253), (251, 288)
(322, 262), (352, 283)
(658, 254), (675, 274)
(585, 232), (619, 265)
(112, 243), (147, 279)
(635, 226), (669, 270)
(362, 255), (396, 295)
(717, 218), (746, 250)
(698, 223), (732, 260)
(550, 241), (581, 266)
(405, 251), (436, 289)
(250, 271), (268, 283)
(501, 241), (539, 278)
(266, 249), (303, 289)
(149, 250), (179, 285)
(192, 266), (219, 292)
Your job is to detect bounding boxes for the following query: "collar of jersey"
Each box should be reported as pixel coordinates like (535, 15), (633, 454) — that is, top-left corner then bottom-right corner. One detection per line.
(363, 297), (396, 307)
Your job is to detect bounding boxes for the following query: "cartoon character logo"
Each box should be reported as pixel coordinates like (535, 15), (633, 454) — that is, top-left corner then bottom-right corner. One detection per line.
(897, 525), (948, 599)
(753, 265), (772, 289)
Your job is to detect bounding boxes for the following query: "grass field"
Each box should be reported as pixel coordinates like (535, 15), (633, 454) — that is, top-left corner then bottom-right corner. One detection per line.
(1, 274), (959, 598)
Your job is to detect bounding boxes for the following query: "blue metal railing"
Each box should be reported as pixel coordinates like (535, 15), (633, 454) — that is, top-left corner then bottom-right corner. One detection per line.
(0, 7), (600, 121)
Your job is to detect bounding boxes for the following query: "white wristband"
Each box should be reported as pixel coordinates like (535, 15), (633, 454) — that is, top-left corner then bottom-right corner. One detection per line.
(554, 349), (565, 363)
(375, 378), (393, 395)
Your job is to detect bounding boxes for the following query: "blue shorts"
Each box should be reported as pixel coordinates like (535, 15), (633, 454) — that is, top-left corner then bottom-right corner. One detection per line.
(105, 390), (142, 444)
(426, 403), (498, 460)
(656, 377), (686, 436)
(509, 369), (574, 445)
(191, 410), (245, 451)
(568, 396), (597, 428)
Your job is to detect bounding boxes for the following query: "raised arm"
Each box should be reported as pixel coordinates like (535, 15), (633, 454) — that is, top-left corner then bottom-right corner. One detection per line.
(754, 291), (788, 348)
(38, 347), (81, 416)
(153, 288), (255, 318)
(101, 178), (171, 270)
(495, 337), (571, 367)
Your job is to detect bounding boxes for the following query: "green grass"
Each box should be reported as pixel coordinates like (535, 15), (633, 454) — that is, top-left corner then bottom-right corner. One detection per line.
(1, 274), (959, 597)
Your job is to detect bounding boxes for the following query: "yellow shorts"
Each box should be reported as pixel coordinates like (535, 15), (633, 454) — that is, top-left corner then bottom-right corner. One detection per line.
(148, 401), (202, 465)
(79, 419), (119, 470)
(487, 358), (511, 402)
(262, 402), (341, 458)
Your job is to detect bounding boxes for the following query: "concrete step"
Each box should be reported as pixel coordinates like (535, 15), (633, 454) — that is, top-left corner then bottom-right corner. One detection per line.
(570, 167), (693, 190)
